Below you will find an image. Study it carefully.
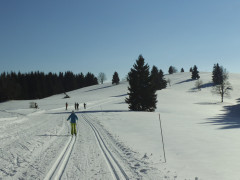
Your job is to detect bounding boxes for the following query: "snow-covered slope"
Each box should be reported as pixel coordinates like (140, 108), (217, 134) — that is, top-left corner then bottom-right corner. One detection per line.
(0, 72), (240, 180)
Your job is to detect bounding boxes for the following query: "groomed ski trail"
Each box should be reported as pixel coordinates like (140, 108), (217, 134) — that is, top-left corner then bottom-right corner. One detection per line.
(44, 125), (78, 180)
(81, 113), (129, 180)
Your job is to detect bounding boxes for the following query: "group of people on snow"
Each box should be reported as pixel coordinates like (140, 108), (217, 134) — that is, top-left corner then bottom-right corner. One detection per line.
(75, 103), (79, 110)
(65, 102), (86, 111)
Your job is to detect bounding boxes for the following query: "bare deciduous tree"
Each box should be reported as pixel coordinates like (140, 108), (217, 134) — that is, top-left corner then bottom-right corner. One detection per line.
(167, 78), (171, 87)
(98, 72), (107, 84)
(195, 79), (203, 91)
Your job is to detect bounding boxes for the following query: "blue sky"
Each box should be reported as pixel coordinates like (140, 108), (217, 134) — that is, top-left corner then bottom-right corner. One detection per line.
(1, 0), (240, 80)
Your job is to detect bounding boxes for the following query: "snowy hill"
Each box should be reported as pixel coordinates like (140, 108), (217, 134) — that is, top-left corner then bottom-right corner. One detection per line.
(0, 72), (240, 180)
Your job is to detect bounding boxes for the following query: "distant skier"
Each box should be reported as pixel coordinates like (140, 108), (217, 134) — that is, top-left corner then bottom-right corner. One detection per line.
(74, 103), (77, 110)
(77, 103), (79, 110)
(67, 110), (78, 136)
(66, 102), (68, 110)
(84, 103), (86, 109)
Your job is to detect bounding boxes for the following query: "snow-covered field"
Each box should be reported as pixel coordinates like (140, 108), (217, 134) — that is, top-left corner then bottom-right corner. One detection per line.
(1, 72), (240, 180)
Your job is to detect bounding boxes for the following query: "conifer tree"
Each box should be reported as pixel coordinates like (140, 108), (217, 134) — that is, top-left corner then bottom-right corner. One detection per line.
(126, 55), (157, 112)
(159, 69), (167, 89)
(212, 68), (232, 102)
(181, 68), (184, 72)
(168, 66), (177, 74)
(151, 66), (167, 90)
(191, 65), (200, 80)
(112, 71), (120, 85)
(151, 66), (160, 90)
(212, 63), (223, 85)
(168, 66), (173, 74)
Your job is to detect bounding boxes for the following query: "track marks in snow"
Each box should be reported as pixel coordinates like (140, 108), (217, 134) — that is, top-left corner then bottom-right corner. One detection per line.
(81, 113), (131, 180)
(44, 136), (76, 180)
(0, 113), (69, 179)
(86, 113), (177, 179)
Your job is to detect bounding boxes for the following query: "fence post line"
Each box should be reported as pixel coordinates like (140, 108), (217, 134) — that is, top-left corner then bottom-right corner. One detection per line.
(159, 113), (166, 163)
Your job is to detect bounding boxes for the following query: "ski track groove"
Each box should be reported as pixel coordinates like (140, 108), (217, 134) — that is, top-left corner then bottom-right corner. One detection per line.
(81, 113), (129, 180)
(44, 132), (77, 180)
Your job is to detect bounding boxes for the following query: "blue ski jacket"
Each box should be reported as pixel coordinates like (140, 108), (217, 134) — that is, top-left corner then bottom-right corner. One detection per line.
(67, 112), (78, 123)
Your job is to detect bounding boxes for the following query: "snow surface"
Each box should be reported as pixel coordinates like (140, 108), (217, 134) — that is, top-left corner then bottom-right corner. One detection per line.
(0, 72), (240, 180)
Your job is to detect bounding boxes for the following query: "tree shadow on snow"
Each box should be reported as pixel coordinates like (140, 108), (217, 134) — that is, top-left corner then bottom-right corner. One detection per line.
(195, 102), (218, 105)
(201, 82), (214, 89)
(47, 109), (129, 115)
(84, 85), (112, 92)
(174, 79), (193, 85)
(36, 134), (70, 137)
(188, 82), (215, 93)
(203, 98), (240, 129)
(111, 94), (128, 98)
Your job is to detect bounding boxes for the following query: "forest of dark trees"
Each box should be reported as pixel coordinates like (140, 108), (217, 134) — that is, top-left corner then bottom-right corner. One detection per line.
(0, 71), (98, 102)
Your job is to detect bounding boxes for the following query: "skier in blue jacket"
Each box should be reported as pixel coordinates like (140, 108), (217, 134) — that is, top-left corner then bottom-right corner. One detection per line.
(67, 110), (78, 136)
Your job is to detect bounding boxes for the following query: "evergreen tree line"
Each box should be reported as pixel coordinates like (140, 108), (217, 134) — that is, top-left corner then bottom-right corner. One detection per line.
(0, 71), (98, 102)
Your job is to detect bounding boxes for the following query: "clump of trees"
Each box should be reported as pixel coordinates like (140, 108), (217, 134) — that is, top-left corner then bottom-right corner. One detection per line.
(112, 71), (120, 85)
(168, 66), (178, 74)
(151, 66), (167, 91)
(125, 55), (158, 112)
(0, 71), (98, 102)
(212, 63), (232, 102)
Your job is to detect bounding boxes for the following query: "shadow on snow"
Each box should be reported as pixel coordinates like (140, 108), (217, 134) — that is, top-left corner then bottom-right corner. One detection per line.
(174, 79), (193, 85)
(47, 109), (130, 115)
(203, 98), (240, 129)
(188, 82), (215, 92)
(111, 94), (128, 98)
(84, 85), (113, 92)
(36, 134), (70, 137)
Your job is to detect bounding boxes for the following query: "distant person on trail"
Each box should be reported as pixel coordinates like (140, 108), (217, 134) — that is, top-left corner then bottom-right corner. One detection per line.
(84, 103), (86, 109)
(66, 102), (68, 110)
(67, 110), (78, 136)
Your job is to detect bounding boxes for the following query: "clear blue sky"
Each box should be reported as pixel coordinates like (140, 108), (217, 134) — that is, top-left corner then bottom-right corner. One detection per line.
(1, 0), (240, 80)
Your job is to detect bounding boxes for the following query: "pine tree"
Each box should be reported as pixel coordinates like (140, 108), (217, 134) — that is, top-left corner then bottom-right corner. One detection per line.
(150, 66), (160, 90)
(112, 71), (120, 85)
(212, 68), (232, 102)
(189, 67), (193, 72)
(181, 68), (184, 72)
(159, 69), (167, 89)
(191, 65), (200, 80)
(168, 66), (173, 74)
(212, 63), (223, 85)
(151, 66), (167, 91)
(126, 55), (157, 112)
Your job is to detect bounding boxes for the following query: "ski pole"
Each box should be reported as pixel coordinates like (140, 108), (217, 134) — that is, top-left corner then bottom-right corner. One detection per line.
(159, 114), (166, 163)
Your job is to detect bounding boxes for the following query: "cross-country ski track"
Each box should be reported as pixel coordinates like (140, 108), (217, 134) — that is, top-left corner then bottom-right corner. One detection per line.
(81, 113), (129, 180)
(43, 110), (131, 180)
(44, 134), (77, 180)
